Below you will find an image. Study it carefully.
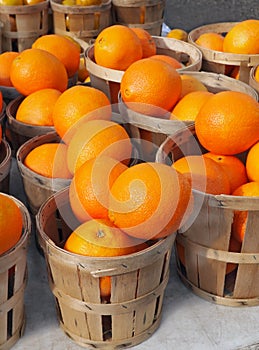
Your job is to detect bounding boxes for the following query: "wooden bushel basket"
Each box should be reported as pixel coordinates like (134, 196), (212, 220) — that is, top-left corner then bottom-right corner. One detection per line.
(188, 22), (259, 84)
(36, 187), (175, 348)
(119, 71), (258, 162)
(85, 36), (203, 106)
(156, 125), (259, 307)
(0, 0), (49, 52)
(249, 65), (259, 94)
(0, 193), (31, 350)
(50, 0), (112, 43)
(5, 95), (55, 154)
(0, 139), (11, 194)
(16, 131), (71, 215)
(112, 0), (165, 35)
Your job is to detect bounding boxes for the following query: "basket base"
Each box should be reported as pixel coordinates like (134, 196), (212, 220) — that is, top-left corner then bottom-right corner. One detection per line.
(59, 312), (162, 349)
(0, 313), (26, 350)
(177, 268), (259, 307)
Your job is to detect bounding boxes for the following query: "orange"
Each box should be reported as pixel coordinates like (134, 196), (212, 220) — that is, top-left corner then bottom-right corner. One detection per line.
(131, 27), (156, 58)
(171, 90), (213, 121)
(204, 152), (248, 193)
(94, 25), (143, 70)
(69, 155), (128, 222)
(64, 218), (148, 298)
(32, 34), (80, 78)
(52, 85), (112, 141)
(195, 32), (224, 51)
(246, 141), (259, 182)
(255, 66), (259, 82)
(179, 74), (208, 98)
(223, 19), (259, 54)
(0, 51), (19, 87)
(0, 91), (3, 114)
(16, 89), (61, 126)
(172, 155), (231, 195)
(150, 54), (183, 69)
(229, 66), (240, 80)
(10, 48), (68, 96)
(120, 57), (182, 116)
(78, 56), (89, 82)
(166, 28), (188, 41)
(226, 236), (241, 275)
(195, 91), (259, 155)
(231, 182), (259, 243)
(108, 162), (192, 240)
(0, 193), (23, 255)
(67, 119), (132, 174)
(24, 143), (72, 179)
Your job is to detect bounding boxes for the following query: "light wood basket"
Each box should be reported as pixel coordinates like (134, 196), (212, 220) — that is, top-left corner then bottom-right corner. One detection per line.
(249, 65), (259, 94)
(188, 22), (259, 84)
(156, 125), (259, 307)
(0, 193), (31, 350)
(0, 139), (11, 194)
(112, 0), (165, 35)
(5, 96), (55, 154)
(50, 0), (112, 43)
(0, 0), (49, 52)
(119, 71), (258, 162)
(16, 131), (71, 216)
(85, 35), (203, 106)
(36, 187), (175, 348)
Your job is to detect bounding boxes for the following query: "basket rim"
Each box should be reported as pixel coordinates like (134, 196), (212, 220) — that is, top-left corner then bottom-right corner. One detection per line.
(50, 0), (111, 12)
(16, 131), (72, 189)
(0, 0), (49, 13)
(156, 124), (259, 210)
(6, 95), (56, 135)
(0, 138), (12, 175)
(36, 186), (176, 276)
(85, 35), (203, 82)
(188, 22), (259, 65)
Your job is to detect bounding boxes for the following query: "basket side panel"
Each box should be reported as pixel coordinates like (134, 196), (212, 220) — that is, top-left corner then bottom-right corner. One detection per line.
(233, 211), (259, 298)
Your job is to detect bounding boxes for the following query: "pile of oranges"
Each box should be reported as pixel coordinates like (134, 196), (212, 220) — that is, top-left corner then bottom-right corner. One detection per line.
(1, 19), (259, 299)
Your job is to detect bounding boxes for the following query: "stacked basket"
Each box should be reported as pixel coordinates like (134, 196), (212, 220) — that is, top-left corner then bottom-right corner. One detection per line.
(0, 0), (49, 52)
(0, 193), (31, 349)
(188, 22), (259, 84)
(156, 122), (259, 306)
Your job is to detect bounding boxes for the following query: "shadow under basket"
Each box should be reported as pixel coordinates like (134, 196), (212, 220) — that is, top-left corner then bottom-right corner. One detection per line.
(36, 187), (175, 348)
(156, 125), (259, 307)
(0, 139), (12, 194)
(0, 193), (31, 350)
(5, 95), (55, 154)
